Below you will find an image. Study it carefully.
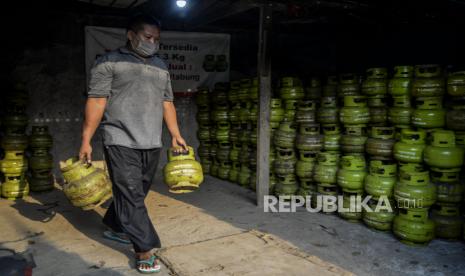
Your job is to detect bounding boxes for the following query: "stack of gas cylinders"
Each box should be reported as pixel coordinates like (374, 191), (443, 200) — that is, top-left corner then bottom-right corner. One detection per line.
(195, 64), (465, 245)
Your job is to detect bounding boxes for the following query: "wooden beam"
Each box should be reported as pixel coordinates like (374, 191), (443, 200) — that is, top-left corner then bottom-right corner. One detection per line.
(127, 0), (139, 9)
(256, 2), (272, 208)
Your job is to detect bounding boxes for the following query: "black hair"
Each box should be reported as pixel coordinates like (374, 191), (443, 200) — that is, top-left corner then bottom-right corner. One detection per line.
(127, 13), (161, 33)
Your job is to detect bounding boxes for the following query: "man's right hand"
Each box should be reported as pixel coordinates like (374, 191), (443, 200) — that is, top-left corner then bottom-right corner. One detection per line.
(79, 142), (92, 164)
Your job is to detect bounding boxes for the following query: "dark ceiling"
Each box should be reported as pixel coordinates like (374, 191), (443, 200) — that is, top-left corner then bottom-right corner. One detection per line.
(135, 0), (465, 34)
(129, 0), (465, 32)
(3, 0), (465, 76)
(10, 0), (465, 32)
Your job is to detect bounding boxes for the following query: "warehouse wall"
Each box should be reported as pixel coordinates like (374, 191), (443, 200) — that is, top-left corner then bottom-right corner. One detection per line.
(13, 45), (89, 177)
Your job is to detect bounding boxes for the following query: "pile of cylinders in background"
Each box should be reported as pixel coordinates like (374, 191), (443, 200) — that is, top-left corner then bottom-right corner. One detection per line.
(194, 64), (465, 246)
(0, 88), (30, 199)
(27, 126), (54, 192)
(0, 85), (55, 199)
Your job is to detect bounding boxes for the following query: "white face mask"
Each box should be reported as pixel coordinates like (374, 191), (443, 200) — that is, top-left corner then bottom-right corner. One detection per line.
(131, 36), (159, 57)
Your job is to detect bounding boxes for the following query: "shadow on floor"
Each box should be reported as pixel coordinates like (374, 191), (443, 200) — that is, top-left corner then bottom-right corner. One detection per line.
(7, 188), (135, 270)
(1, 192), (137, 276)
(0, 238), (128, 276)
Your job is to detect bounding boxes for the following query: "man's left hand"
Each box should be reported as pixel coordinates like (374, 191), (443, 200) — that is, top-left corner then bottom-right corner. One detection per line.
(172, 136), (188, 153)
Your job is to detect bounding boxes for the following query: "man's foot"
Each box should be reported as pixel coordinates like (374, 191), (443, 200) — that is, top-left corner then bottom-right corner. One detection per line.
(136, 252), (161, 274)
(102, 230), (131, 244)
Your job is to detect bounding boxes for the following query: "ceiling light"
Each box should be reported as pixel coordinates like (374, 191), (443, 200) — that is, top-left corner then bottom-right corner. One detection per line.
(176, 0), (187, 8)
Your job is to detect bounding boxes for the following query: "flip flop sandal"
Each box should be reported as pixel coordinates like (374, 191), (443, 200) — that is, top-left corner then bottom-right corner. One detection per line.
(102, 230), (131, 244)
(136, 255), (161, 274)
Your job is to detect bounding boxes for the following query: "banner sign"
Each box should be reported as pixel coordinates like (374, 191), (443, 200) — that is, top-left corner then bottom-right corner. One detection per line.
(85, 26), (230, 94)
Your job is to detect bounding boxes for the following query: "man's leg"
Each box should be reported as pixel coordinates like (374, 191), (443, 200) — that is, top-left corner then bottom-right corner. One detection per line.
(102, 148), (123, 235)
(141, 148), (161, 195)
(102, 145), (161, 253)
(102, 202), (123, 232)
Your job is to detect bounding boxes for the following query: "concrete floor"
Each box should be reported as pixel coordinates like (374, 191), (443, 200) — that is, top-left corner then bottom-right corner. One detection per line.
(0, 175), (464, 276)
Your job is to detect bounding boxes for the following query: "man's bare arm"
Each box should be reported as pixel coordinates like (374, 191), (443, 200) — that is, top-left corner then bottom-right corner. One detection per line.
(163, 101), (187, 151)
(79, 97), (107, 162)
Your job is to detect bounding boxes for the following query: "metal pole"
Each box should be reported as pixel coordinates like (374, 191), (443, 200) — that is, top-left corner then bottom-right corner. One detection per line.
(256, 2), (272, 208)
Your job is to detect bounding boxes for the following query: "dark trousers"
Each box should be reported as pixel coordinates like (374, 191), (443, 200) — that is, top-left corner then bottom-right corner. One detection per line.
(102, 145), (161, 253)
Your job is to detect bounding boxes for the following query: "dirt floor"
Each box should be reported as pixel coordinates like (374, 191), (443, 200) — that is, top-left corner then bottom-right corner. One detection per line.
(0, 174), (464, 276)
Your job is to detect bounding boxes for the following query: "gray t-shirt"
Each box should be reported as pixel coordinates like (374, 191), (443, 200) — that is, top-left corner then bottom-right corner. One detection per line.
(87, 47), (173, 149)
